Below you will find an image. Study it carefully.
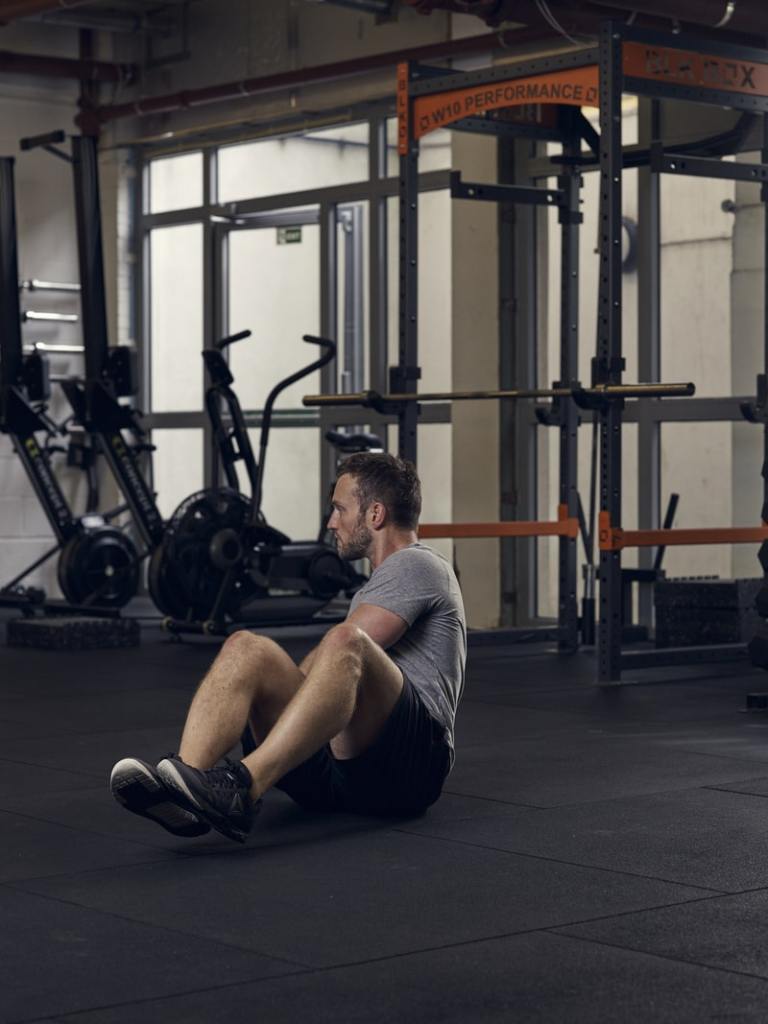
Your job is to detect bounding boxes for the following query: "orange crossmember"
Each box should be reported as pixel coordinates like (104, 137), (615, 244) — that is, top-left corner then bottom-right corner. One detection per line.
(599, 512), (768, 550)
(419, 510), (579, 540)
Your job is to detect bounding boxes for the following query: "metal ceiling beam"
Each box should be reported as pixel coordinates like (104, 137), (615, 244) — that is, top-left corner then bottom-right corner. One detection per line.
(0, 0), (89, 22)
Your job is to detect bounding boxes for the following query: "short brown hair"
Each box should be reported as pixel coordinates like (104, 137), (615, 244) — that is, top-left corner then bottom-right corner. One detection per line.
(338, 453), (421, 530)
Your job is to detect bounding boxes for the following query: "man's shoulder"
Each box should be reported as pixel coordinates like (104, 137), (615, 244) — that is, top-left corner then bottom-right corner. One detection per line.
(379, 543), (457, 589)
(384, 543), (448, 570)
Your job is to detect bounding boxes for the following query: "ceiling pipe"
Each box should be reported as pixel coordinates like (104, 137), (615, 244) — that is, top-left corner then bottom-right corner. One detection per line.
(305, 0), (394, 12)
(28, 8), (171, 34)
(80, 25), (576, 131)
(0, 48), (136, 82)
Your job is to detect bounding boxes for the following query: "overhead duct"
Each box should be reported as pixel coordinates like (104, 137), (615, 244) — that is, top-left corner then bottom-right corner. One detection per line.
(404, 0), (768, 35)
(585, 0), (768, 33)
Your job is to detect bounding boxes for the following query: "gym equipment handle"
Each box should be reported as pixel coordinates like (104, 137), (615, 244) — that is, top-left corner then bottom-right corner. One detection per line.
(253, 334), (337, 516)
(20, 130), (66, 151)
(216, 329), (251, 351)
(302, 334), (337, 357)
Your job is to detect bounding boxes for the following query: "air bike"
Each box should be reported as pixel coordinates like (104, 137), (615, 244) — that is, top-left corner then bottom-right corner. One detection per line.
(0, 155), (139, 611)
(150, 329), (356, 635)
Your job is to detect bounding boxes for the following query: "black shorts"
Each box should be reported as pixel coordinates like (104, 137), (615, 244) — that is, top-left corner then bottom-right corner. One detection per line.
(243, 676), (453, 817)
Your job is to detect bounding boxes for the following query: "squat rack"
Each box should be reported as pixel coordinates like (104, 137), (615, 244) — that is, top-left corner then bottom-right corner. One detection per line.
(307, 37), (696, 657)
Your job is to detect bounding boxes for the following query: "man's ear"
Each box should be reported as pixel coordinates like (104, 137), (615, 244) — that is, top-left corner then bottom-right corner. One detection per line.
(370, 501), (387, 530)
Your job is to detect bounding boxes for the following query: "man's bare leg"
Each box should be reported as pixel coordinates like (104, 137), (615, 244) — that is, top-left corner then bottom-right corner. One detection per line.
(176, 623), (403, 801)
(241, 622), (403, 800)
(177, 631), (306, 771)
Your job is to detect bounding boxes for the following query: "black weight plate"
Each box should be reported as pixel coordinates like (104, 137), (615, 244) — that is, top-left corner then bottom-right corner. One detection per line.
(58, 528), (140, 607)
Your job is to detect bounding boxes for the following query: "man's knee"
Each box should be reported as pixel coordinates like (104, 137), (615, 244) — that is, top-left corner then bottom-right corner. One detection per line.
(319, 622), (367, 668)
(219, 631), (285, 681)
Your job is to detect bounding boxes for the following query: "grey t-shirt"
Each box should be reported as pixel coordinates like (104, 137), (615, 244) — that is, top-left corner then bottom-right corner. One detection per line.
(349, 542), (466, 748)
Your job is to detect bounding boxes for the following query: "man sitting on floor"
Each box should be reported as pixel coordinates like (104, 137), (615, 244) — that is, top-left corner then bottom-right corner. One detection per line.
(110, 452), (467, 843)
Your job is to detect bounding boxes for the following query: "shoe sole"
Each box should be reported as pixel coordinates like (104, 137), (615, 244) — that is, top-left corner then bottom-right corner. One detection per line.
(156, 759), (248, 844)
(110, 758), (210, 838)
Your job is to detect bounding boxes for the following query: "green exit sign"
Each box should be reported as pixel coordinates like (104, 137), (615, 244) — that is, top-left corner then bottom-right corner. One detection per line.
(277, 226), (302, 245)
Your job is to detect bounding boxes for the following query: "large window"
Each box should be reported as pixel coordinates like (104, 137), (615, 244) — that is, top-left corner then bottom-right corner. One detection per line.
(140, 116), (454, 542)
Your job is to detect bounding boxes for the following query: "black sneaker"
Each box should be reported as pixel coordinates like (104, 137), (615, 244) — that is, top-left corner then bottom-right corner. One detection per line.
(156, 755), (259, 844)
(109, 757), (210, 838)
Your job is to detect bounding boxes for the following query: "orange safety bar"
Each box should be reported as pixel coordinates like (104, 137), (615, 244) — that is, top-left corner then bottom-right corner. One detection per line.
(419, 505), (579, 540)
(599, 511), (768, 551)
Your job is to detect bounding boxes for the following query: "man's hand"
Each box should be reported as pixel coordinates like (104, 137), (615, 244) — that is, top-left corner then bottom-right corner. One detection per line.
(345, 603), (408, 650)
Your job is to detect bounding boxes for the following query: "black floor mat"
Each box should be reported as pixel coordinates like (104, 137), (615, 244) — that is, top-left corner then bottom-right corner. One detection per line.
(4, 630), (768, 1022)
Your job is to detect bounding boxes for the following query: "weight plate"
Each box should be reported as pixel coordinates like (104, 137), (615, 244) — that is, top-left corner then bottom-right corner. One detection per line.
(58, 527), (140, 608)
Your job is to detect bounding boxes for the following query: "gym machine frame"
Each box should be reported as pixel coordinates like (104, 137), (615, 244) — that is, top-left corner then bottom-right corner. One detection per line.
(0, 155), (139, 611)
(19, 131), (168, 568)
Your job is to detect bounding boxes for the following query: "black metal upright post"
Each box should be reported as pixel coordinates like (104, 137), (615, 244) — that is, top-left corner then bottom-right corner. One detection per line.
(0, 159), (22, 412)
(69, 134), (165, 550)
(761, 112), (768, 566)
(557, 111), (582, 651)
(71, 135), (109, 392)
(637, 98), (662, 628)
(320, 200), (339, 501)
(597, 23), (625, 683)
(398, 62), (421, 464)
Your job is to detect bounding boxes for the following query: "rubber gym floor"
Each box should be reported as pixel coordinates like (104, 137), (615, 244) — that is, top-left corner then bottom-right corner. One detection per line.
(5, 619), (768, 1022)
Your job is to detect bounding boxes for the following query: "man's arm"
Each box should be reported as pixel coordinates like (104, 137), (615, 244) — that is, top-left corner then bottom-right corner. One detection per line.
(300, 602), (407, 675)
(345, 602), (408, 650)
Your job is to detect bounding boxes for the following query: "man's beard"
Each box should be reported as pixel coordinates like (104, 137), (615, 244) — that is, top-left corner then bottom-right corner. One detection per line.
(337, 515), (372, 561)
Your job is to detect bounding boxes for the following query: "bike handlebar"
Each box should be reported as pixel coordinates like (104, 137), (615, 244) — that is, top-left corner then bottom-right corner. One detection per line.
(215, 329), (251, 351)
